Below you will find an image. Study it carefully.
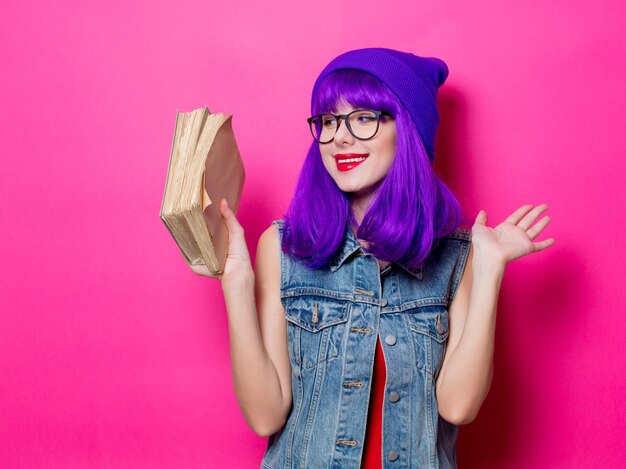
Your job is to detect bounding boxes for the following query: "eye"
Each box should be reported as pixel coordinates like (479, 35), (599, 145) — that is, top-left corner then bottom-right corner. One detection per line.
(322, 116), (337, 127)
(357, 115), (376, 123)
(353, 111), (377, 124)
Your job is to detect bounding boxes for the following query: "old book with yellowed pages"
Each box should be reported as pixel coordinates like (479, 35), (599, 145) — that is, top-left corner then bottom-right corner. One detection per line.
(160, 106), (245, 274)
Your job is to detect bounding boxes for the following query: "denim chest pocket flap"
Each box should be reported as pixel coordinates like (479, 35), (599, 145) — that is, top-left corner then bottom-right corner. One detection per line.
(407, 307), (450, 343)
(284, 296), (350, 332)
(284, 296), (350, 370)
(406, 307), (450, 375)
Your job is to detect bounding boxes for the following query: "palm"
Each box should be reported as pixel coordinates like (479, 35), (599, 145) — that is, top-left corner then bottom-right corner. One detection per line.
(472, 204), (555, 265)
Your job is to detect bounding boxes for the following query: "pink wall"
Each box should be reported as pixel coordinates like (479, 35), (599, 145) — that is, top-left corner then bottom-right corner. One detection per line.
(1, 1), (624, 467)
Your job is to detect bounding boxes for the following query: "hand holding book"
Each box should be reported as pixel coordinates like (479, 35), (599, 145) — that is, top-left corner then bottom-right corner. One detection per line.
(188, 198), (253, 281)
(160, 107), (246, 276)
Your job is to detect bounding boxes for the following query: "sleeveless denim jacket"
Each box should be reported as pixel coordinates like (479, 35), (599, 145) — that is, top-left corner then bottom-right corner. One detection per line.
(261, 220), (472, 469)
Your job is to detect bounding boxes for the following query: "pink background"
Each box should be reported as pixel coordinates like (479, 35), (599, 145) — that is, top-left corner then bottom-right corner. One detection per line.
(1, 1), (625, 467)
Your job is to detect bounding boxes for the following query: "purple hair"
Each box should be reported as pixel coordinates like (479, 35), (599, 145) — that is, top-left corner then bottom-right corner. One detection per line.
(282, 70), (469, 270)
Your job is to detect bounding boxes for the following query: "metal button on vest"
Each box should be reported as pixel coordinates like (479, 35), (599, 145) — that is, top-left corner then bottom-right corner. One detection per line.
(380, 298), (388, 307)
(389, 391), (400, 403)
(387, 450), (399, 461)
(384, 335), (397, 346)
(436, 321), (445, 334)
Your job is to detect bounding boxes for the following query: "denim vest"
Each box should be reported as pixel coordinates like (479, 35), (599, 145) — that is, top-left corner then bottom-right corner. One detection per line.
(261, 220), (471, 469)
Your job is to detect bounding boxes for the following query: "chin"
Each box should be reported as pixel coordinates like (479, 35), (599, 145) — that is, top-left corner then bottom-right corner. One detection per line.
(339, 182), (377, 198)
(325, 165), (384, 196)
(331, 177), (364, 194)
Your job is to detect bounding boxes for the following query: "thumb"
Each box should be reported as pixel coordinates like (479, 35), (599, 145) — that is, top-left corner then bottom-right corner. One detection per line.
(475, 209), (487, 226)
(220, 199), (242, 233)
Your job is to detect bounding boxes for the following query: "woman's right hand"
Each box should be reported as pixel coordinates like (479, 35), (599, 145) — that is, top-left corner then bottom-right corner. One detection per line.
(190, 198), (253, 282)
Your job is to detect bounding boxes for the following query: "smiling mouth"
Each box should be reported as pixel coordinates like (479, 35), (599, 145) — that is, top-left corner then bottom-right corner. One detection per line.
(334, 153), (368, 172)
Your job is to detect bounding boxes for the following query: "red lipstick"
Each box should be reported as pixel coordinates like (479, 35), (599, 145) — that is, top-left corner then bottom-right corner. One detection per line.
(334, 153), (369, 172)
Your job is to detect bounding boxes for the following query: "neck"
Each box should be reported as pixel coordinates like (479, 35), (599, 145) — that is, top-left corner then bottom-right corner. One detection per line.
(350, 195), (375, 247)
(349, 185), (380, 227)
(351, 199), (368, 226)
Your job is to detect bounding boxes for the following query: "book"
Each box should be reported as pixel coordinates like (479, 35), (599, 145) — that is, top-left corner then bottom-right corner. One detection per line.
(160, 106), (245, 274)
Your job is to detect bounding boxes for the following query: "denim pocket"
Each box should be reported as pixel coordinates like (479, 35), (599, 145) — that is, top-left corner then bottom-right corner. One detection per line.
(406, 307), (449, 376)
(284, 296), (350, 371)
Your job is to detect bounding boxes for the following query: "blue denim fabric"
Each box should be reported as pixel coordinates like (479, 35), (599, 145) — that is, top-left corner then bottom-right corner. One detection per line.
(261, 220), (471, 469)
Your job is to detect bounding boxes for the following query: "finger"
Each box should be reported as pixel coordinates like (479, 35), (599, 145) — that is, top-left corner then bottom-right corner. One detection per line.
(504, 204), (534, 225)
(518, 204), (549, 231)
(205, 268), (223, 279)
(532, 237), (555, 252)
(220, 198), (231, 218)
(189, 264), (222, 279)
(527, 215), (551, 240)
(220, 199), (244, 234)
(203, 273), (222, 280)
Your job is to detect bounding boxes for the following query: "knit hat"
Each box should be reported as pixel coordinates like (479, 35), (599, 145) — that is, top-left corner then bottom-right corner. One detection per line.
(311, 47), (449, 163)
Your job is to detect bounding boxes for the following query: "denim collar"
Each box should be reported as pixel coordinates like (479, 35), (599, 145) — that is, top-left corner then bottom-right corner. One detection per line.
(329, 224), (424, 279)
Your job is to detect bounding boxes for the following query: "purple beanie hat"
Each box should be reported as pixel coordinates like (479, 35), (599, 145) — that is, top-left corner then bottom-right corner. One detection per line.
(311, 47), (449, 163)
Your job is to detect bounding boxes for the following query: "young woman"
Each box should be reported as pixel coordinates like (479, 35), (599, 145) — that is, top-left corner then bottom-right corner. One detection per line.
(192, 48), (554, 468)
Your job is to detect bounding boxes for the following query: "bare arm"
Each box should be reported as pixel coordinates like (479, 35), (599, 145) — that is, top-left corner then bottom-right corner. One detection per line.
(435, 242), (502, 425)
(194, 200), (292, 436)
(436, 204), (555, 425)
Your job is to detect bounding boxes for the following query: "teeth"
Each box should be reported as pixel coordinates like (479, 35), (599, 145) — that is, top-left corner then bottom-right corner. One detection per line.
(338, 157), (367, 163)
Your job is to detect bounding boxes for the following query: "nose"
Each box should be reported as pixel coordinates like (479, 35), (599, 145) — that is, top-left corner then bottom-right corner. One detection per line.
(334, 117), (354, 145)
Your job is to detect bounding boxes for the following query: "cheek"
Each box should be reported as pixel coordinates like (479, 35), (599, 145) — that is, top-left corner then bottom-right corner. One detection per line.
(385, 135), (397, 169)
(378, 157), (395, 178)
(379, 140), (396, 169)
(319, 151), (335, 174)
(387, 130), (397, 154)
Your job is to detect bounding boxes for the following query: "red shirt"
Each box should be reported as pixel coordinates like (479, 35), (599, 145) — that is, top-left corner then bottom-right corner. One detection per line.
(361, 337), (386, 468)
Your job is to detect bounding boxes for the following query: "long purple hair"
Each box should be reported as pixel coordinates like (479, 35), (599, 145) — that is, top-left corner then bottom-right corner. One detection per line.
(282, 69), (468, 270)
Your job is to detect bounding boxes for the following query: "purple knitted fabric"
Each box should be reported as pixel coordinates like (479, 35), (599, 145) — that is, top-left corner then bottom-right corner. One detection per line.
(311, 48), (449, 163)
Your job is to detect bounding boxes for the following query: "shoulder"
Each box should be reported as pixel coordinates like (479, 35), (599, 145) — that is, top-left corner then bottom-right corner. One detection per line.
(449, 230), (473, 304)
(446, 227), (472, 268)
(441, 226), (472, 243)
(259, 218), (284, 241)
(436, 226), (472, 266)
(428, 226), (471, 264)
(433, 226), (472, 303)
(271, 218), (285, 231)
(258, 221), (282, 256)
(255, 222), (282, 290)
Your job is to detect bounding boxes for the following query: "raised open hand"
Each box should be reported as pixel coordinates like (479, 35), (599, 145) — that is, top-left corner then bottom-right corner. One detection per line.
(471, 204), (555, 265)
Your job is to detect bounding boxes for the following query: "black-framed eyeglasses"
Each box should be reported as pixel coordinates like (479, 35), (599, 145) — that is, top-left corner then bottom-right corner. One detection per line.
(307, 110), (392, 144)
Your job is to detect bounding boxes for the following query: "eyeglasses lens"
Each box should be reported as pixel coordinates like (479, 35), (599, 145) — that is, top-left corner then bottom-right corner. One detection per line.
(310, 111), (380, 143)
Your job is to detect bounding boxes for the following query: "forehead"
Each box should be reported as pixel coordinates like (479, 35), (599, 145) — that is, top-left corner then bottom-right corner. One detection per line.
(327, 99), (362, 114)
